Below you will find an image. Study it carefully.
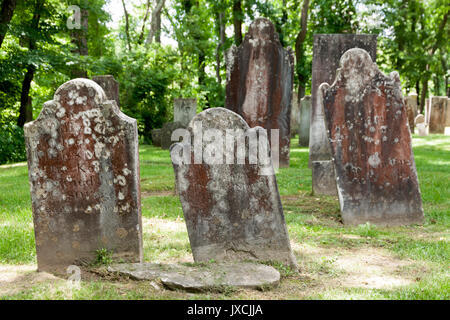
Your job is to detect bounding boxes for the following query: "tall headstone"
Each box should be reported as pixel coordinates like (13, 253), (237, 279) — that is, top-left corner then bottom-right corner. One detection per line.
(226, 18), (294, 168)
(320, 49), (424, 226)
(92, 75), (120, 107)
(405, 94), (418, 133)
(298, 95), (311, 147)
(24, 79), (143, 273)
(161, 121), (185, 150)
(291, 92), (300, 137)
(171, 108), (297, 268)
(415, 114), (428, 136)
(174, 98), (197, 127)
(427, 96), (448, 134)
(310, 34), (377, 195)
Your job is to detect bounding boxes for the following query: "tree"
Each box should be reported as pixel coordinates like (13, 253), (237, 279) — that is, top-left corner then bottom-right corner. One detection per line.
(0, 0), (17, 48)
(146, 0), (166, 46)
(295, 0), (309, 100)
(232, 0), (243, 45)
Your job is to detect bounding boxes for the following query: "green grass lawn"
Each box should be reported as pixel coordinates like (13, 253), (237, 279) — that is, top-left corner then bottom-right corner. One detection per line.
(0, 135), (449, 300)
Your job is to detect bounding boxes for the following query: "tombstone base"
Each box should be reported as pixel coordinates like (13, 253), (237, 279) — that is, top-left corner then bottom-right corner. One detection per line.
(312, 161), (337, 196)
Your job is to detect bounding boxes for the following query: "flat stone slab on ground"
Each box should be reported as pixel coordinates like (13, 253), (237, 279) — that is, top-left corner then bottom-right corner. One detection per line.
(108, 262), (280, 292)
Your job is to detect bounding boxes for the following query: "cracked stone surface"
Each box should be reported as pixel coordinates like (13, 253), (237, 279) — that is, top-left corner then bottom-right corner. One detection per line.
(320, 48), (424, 226)
(24, 79), (143, 273)
(309, 34), (377, 195)
(225, 18), (294, 167)
(170, 107), (297, 268)
(108, 262), (280, 292)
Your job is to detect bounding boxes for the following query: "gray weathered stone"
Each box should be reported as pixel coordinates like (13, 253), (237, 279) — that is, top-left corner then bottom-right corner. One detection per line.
(108, 262), (280, 292)
(92, 75), (120, 107)
(405, 94), (418, 133)
(161, 121), (186, 150)
(309, 34), (377, 195)
(24, 79), (143, 273)
(291, 92), (300, 137)
(299, 95), (311, 146)
(320, 48), (424, 226)
(225, 18), (294, 168)
(415, 114), (428, 136)
(427, 96), (448, 134)
(171, 107), (297, 268)
(312, 160), (337, 196)
(151, 128), (162, 147)
(174, 98), (197, 127)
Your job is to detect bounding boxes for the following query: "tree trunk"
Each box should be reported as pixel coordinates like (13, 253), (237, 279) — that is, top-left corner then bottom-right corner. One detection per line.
(121, 0), (132, 51)
(0, 0), (16, 48)
(138, 0), (151, 45)
(146, 0), (166, 46)
(233, 0), (243, 46)
(295, 0), (310, 102)
(215, 12), (225, 85)
(155, 6), (162, 43)
(419, 77), (428, 115)
(70, 8), (89, 78)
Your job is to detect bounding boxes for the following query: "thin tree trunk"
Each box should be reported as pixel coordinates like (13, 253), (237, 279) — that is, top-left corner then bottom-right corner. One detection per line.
(121, 0), (132, 51)
(146, 0), (165, 46)
(0, 0), (16, 48)
(215, 12), (225, 85)
(295, 0), (310, 102)
(233, 0), (243, 46)
(138, 0), (151, 45)
(155, 6), (162, 43)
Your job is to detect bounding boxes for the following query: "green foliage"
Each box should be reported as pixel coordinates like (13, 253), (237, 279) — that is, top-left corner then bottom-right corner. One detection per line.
(94, 248), (113, 266)
(0, 123), (26, 164)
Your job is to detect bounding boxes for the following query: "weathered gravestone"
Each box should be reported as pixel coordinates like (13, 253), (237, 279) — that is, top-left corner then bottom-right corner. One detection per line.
(161, 121), (186, 150)
(291, 92), (300, 137)
(320, 48), (424, 226)
(174, 98), (197, 127)
(310, 34), (377, 195)
(427, 96), (448, 134)
(299, 95), (311, 147)
(24, 79), (143, 273)
(92, 75), (120, 107)
(405, 94), (418, 133)
(170, 107), (297, 268)
(225, 18), (294, 168)
(151, 128), (162, 147)
(415, 114), (428, 136)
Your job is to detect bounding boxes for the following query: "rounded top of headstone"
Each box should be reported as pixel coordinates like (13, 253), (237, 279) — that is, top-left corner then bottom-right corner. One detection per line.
(415, 114), (425, 124)
(54, 78), (106, 105)
(339, 48), (374, 72)
(188, 107), (249, 131)
(247, 18), (278, 42)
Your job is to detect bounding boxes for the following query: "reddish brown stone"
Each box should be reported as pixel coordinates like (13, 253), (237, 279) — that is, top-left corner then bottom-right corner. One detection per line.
(24, 79), (143, 273)
(309, 34), (377, 195)
(321, 49), (424, 226)
(171, 108), (297, 268)
(225, 18), (294, 168)
(92, 75), (120, 107)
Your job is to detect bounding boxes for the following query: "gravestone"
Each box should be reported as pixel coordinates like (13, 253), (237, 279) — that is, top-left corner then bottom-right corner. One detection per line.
(225, 18), (294, 168)
(171, 107), (297, 268)
(151, 128), (162, 147)
(310, 34), (377, 195)
(161, 121), (185, 150)
(405, 94), (418, 133)
(299, 95), (311, 147)
(174, 98), (197, 127)
(291, 92), (300, 137)
(24, 79), (143, 273)
(320, 48), (424, 226)
(427, 96), (448, 134)
(92, 75), (120, 107)
(415, 114), (428, 136)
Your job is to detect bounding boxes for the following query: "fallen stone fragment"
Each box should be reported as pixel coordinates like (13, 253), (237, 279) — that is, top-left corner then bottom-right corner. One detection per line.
(107, 262), (280, 292)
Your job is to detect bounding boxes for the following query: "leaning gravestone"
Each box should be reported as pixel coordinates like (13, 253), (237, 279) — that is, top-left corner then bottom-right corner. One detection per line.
(427, 96), (448, 134)
(299, 95), (311, 147)
(310, 34), (377, 195)
(171, 107), (297, 268)
(405, 94), (418, 133)
(161, 121), (185, 150)
(173, 98), (197, 127)
(415, 114), (428, 136)
(92, 75), (120, 108)
(320, 48), (424, 226)
(290, 92), (300, 137)
(226, 18), (294, 168)
(24, 79), (143, 273)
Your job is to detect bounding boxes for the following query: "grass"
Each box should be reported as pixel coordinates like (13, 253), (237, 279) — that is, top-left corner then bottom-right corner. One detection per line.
(0, 134), (449, 300)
